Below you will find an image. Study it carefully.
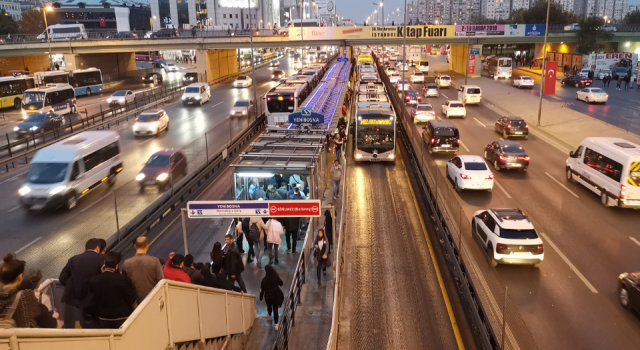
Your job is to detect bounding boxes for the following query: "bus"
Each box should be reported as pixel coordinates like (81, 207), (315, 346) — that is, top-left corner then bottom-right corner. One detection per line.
(0, 76), (35, 109)
(37, 24), (87, 41)
(354, 102), (396, 161)
(34, 69), (103, 97)
(357, 54), (374, 64)
(265, 79), (310, 126)
(135, 52), (164, 61)
(487, 57), (512, 80)
(22, 84), (77, 119)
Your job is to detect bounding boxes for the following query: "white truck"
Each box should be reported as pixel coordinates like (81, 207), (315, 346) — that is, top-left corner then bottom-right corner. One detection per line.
(581, 53), (638, 81)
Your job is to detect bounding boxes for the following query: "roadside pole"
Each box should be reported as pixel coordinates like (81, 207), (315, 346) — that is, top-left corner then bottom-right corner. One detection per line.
(536, 0), (551, 127)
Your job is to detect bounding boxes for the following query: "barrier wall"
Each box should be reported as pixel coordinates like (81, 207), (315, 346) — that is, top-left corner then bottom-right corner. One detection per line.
(0, 55), (50, 74)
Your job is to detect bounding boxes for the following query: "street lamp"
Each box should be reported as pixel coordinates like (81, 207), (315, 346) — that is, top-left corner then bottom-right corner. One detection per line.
(150, 15), (156, 31)
(42, 5), (53, 70)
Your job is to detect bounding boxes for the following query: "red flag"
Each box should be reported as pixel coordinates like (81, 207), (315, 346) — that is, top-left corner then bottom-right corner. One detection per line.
(427, 45), (432, 54)
(468, 55), (476, 74)
(99, 18), (106, 27)
(544, 61), (557, 95)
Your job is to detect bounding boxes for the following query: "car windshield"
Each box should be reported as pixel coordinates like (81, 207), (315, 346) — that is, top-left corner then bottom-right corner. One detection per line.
(398, 80), (408, 84)
(138, 114), (159, 122)
(168, 64), (175, 67)
(450, 103), (464, 108)
(26, 163), (68, 184)
(234, 101), (249, 107)
(274, 70), (284, 74)
(237, 76), (247, 80)
(23, 91), (45, 109)
(590, 88), (605, 93)
(434, 127), (457, 137)
(146, 155), (170, 166)
(427, 85), (437, 89)
(467, 88), (481, 94)
(112, 91), (127, 97)
(420, 61), (429, 66)
(440, 76), (450, 80)
(185, 87), (200, 93)
(502, 144), (526, 153)
(464, 162), (488, 170)
(499, 228), (539, 239)
(521, 77), (532, 80)
(417, 105), (433, 111)
(414, 72), (423, 76)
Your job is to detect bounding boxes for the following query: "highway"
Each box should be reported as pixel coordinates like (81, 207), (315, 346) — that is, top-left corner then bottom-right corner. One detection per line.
(0, 56), (293, 278)
(391, 54), (640, 350)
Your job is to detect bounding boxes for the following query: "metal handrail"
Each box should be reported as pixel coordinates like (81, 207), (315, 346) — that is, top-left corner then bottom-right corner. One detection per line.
(273, 239), (307, 350)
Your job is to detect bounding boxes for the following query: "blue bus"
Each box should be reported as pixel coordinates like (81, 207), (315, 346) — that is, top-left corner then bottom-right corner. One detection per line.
(34, 68), (103, 97)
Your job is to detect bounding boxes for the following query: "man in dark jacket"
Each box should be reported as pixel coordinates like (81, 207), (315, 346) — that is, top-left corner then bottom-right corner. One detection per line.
(89, 252), (137, 329)
(223, 234), (247, 292)
(283, 217), (300, 254)
(182, 254), (204, 285)
(59, 238), (106, 328)
(242, 217), (254, 263)
(588, 70), (594, 80)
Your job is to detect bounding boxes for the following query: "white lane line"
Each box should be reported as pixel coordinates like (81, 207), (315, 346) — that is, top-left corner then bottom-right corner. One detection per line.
(140, 138), (155, 145)
(0, 172), (28, 185)
(473, 117), (486, 127)
(459, 141), (470, 152)
(15, 236), (42, 254)
(630, 236), (640, 247)
(7, 205), (21, 213)
(494, 180), (513, 199)
(80, 192), (115, 213)
(537, 231), (598, 294)
(544, 172), (579, 198)
(210, 101), (224, 109)
(441, 93), (449, 99)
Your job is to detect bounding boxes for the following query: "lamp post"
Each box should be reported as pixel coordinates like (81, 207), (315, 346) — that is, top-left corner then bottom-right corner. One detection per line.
(401, 0), (406, 101)
(248, 0), (257, 115)
(42, 5), (53, 70)
(150, 15), (156, 31)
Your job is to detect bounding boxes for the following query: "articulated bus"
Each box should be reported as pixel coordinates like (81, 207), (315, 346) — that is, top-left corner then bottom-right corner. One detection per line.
(354, 102), (397, 161)
(357, 54), (374, 64)
(34, 68), (103, 97)
(0, 76), (35, 109)
(265, 79), (310, 126)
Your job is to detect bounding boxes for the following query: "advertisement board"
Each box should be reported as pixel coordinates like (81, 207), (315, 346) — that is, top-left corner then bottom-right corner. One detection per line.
(316, 0), (336, 15)
(455, 24), (505, 37)
(525, 24), (545, 37)
(334, 25), (455, 39)
(288, 27), (335, 40)
(468, 55), (476, 74)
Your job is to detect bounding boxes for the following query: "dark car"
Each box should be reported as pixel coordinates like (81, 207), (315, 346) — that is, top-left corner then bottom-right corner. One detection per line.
(405, 90), (422, 105)
(484, 140), (530, 171)
(137, 150), (187, 190)
(561, 75), (592, 87)
(494, 116), (529, 139)
(421, 121), (460, 154)
(254, 55), (263, 64)
(14, 112), (63, 137)
(183, 72), (198, 83)
(112, 31), (137, 39)
(272, 70), (285, 81)
(142, 72), (163, 83)
(152, 28), (179, 38)
(618, 272), (640, 312)
(270, 60), (280, 67)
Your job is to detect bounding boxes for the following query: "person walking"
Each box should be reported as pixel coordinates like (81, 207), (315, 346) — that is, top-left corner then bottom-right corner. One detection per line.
(283, 216), (299, 254)
(572, 64), (578, 76)
(259, 265), (284, 330)
(0, 254), (41, 328)
(334, 135), (344, 161)
(563, 64), (569, 77)
(624, 75), (630, 90)
(191, 27), (197, 37)
(242, 217), (255, 263)
(223, 234), (247, 292)
(266, 218), (283, 265)
(122, 237), (164, 302)
(162, 253), (191, 283)
(330, 159), (343, 200)
(234, 218), (245, 254)
(89, 252), (137, 329)
(617, 75), (623, 90)
(210, 242), (225, 274)
(314, 229), (330, 284)
(588, 69), (594, 81)
(249, 217), (271, 269)
(324, 209), (334, 253)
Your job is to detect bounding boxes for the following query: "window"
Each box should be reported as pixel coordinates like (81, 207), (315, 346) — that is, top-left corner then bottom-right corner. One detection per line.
(483, 214), (496, 232)
(223, 14), (226, 18)
(235, 14), (238, 18)
(70, 161), (80, 180)
(84, 142), (119, 172)
(584, 148), (623, 181)
(71, 70), (102, 88)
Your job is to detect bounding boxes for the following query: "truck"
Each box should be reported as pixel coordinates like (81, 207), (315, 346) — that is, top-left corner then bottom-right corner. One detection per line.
(581, 53), (638, 81)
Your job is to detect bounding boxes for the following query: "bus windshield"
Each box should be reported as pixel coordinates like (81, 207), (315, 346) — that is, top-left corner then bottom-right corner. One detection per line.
(267, 94), (295, 113)
(357, 117), (395, 153)
(23, 91), (45, 109)
(420, 61), (429, 66)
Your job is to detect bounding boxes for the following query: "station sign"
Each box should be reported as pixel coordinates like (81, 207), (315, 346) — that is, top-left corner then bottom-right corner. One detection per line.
(289, 111), (325, 125)
(187, 200), (322, 218)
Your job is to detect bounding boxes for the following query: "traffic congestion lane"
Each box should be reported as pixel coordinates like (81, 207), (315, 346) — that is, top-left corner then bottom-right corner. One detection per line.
(0, 56), (298, 276)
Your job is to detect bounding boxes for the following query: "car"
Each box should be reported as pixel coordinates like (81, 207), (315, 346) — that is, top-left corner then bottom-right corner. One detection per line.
(413, 103), (435, 123)
(494, 116), (529, 139)
(136, 150), (187, 191)
(579, 69), (590, 77)
(396, 80), (410, 91)
(447, 155), (494, 192)
(397, 64), (409, 72)
(430, 50), (438, 55)
(385, 67), (398, 75)
(152, 28), (179, 38)
(484, 140), (530, 171)
(270, 60), (280, 67)
(183, 72), (198, 82)
(472, 209), (544, 267)
(561, 76), (592, 87)
(142, 73), (162, 84)
(575, 87), (608, 104)
(276, 50), (284, 56)
(181, 83), (211, 106)
(107, 90), (136, 107)
(435, 74), (451, 88)
(143, 31), (154, 38)
(112, 31), (137, 39)
(513, 76), (534, 88)
(14, 112), (63, 137)
(597, 69), (611, 80)
(421, 121), (460, 154)
(294, 61), (303, 70)
(410, 72), (424, 83)
(133, 109), (169, 137)
(272, 70), (285, 81)
(233, 75), (253, 87)
(279, 78), (287, 83)
(618, 272), (640, 312)
(230, 99), (256, 117)
(423, 84), (439, 98)
(254, 56), (264, 64)
(405, 90), (421, 104)
(602, 24), (617, 32)
(390, 54), (397, 61)
(441, 100), (466, 118)
(458, 85), (482, 105)
(164, 63), (178, 72)
(389, 73), (401, 84)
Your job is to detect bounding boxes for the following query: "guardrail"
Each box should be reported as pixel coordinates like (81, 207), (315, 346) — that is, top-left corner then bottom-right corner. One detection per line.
(273, 248), (306, 350)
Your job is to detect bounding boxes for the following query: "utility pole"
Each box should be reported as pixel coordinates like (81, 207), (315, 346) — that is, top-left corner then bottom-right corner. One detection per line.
(536, 0), (551, 127)
(248, 0), (257, 112)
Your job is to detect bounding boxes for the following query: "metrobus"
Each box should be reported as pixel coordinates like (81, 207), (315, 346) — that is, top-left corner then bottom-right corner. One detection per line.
(417, 58), (430, 73)
(22, 84), (77, 119)
(354, 102), (397, 161)
(357, 54), (374, 64)
(135, 52), (164, 61)
(265, 79), (310, 126)
(0, 76), (35, 109)
(34, 68), (103, 97)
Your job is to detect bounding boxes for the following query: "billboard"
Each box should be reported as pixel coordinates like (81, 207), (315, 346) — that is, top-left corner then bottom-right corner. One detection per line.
(525, 24), (545, 37)
(316, 0), (336, 15)
(288, 27), (335, 40)
(334, 25), (455, 39)
(455, 24), (505, 37)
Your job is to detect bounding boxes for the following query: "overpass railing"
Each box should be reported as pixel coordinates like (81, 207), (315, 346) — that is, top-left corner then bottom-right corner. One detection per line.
(0, 279), (256, 350)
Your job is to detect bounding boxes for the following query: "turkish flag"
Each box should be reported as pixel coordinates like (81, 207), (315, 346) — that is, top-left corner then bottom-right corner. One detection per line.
(544, 61), (557, 95)
(99, 17), (106, 27)
(427, 45), (432, 54)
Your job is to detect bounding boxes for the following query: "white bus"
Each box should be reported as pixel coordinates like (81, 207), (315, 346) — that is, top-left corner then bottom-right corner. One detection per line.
(21, 84), (77, 119)
(37, 24), (88, 41)
(265, 80), (310, 126)
(34, 69), (103, 97)
(354, 102), (397, 161)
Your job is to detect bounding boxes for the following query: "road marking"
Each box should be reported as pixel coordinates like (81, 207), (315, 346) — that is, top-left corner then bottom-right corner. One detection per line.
(494, 180), (512, 199)
(0, 171), (28, 185)
(544, 172), (579, 198)
(630, 237), (640, 248)
(140, 138), (155, 145)
(15, 236), (42, 254)
(7, 205), (20, 213)
(473, 118), (486, 127)
(459, 141), (470, 152)
(441, 93), (449, 99)
(537, 231), (598, 294)
(210, 101), (224, 109)
(80, 192), (116, 213)
(499, 137), (505, 141)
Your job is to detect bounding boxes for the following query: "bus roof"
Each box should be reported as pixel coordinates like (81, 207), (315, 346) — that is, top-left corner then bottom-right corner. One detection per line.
(25, 84), (74, 92)
(0, 76), (33, 82)
(268, 82), (307, 94)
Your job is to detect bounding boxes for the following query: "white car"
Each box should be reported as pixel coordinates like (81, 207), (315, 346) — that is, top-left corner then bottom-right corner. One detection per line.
(575, 87), (608, 104)
(442, 100), (466, 118)
(389, 73), (401, 84)
(413, 103), (435, 123)
(597, 70), (611, 80)
(230, 99), (255, 117)
(396, 80), (410, 91)
(411, 72), (425, 83)
(513, 76), (534, 88)
(386, 67), (398, 75)
(133, 109), (169, 137)
(436, 75), (451, 88)
(164, 63), (178, 72)
(579, 69), (590, 77)
(472, 209), (544, 268)
(446, 155), (494, 192)
(107, 90), (135, 106)
(233, 76), (253, 88)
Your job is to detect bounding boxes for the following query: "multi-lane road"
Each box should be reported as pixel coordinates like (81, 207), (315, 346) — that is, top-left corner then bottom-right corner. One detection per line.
(0, 56), (294, 278)
(390, 55), (640, 350)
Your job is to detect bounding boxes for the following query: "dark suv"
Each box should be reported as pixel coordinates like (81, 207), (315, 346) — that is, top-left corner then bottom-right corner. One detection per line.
(494, 116), (529, 139)
(152, 28), (179, 38)
(183, 72), (198, 83)
(422, 121), (460, 154)
(484, 140), (530, 171)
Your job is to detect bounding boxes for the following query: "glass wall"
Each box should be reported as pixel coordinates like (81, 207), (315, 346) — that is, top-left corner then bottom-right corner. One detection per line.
(177, 0), (189, 27)
(159, 0), (172, 28)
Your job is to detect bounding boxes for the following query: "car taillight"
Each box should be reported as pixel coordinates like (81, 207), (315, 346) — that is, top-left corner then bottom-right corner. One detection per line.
(525, 124), (529, 129)
(496, 243), (507, 250)
(417, 96), (422, 100)
(620, 184), (626, 199)
(518, 156), (530, 161)
(406, 95), (411, 100)
(290, 96), (294, 101)
(460, 174), (471, 179)
(499, 155), (507, 161)
(537, 244), (544, 251)
(415, 110), (419, 115)
(457, 139), (461, 144)
(605, 94), (609, 97)
(267, 97), (271, 101)
(507, 123), (512, 129)
(430, 138), (435, 144)
(486, 174), (494, 180)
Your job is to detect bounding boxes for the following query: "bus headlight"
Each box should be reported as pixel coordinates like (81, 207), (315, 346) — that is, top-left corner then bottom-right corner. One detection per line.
(18, 186), (30, 196)
(388, 154), (395, 159)
(156, 173), (168, 181)
(355, 153), (363, 159)
(49, 185), (67, 196)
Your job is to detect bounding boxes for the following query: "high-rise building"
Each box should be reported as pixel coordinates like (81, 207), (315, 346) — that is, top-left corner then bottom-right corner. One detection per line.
(481, 0), (511, 20)
(575, 0), (627, 20)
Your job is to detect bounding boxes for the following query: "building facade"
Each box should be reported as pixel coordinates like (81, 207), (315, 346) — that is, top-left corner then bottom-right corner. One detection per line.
(50, 1), (151, 31)
(1, 0), (22, 19)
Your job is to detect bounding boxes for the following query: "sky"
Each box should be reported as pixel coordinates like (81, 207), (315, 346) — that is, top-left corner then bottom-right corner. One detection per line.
(337, 0), (409, 25)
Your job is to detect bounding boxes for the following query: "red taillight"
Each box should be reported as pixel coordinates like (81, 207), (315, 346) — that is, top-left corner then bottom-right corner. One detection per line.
(525, 124), (529, 129)
(499, 155), (507, 161)
(460, 174), (471, 179)
(430, 138), (435, 144)
(486, 174), (494, 180)
(605, 94), (609, 97)
(406, 95), (411, 100)
(537, 244), (544, 251)
(621, 185), (626, 199)
(290, 96), (294, 101)
(518, 156), (530, 161)
(456, 139), (461, 144)
(507, 123), (512, 129)
(496, 243), (507, 250)
(417, 96), (422, 100)
(267, 97), (271, 101)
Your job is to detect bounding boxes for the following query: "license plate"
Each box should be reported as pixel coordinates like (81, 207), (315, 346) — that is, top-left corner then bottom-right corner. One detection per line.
(509, 163), (521, 167)
(441, 144), (451, 148)
(514, 252), (529, 257)
(514, 132), (522, 135)
(188, 102), (193, 105)
(144, 181), (155, 185)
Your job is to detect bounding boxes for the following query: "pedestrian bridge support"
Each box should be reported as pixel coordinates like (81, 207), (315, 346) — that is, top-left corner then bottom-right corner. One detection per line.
(448, 44), (481, 79)
(196, 49), (240, 84)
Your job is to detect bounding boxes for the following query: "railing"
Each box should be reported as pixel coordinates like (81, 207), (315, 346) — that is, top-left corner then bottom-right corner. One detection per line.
(0, 279), (256, 350)
(273, 248), (306, 350)
(548, 24), (640, 32)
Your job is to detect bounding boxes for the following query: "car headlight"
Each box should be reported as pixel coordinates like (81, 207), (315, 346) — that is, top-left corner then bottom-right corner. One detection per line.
(18, 186), (30, 196)
(355, 153), (363, 159)
(156, 173), (168, 181)
(22, 110), (26, 115)
(136, 173), (145, 181)
(242, 110), (246, 114)
(13, 126), (19, 131)
(118, 98), (125, 102)
(183, 77), (186, 81)
(107, 98), (112, 103)
(243, 82), (248, 86)
(49, 185), (66, 196)
(30, 126), (39, 131)
(388, 154), (395, 159)
(195, 96), (201, 100)
(182, 96), (186, 100)
(231, 110), (236, 115)
(272, 75), (275, 78)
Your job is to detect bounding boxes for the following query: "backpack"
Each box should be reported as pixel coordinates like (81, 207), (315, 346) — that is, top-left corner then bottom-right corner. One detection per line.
(0, 291), (23, 329)
(248, 222), (260, 242)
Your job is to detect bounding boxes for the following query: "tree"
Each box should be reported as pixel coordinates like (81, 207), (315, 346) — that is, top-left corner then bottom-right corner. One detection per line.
(623, 10), (640, 24)
(0, 10), (21, 35)
(575, 16), (612, 54)
(17, 8), (63, 35)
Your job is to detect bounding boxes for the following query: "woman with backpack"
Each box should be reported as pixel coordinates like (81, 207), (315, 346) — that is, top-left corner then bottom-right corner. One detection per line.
(0, 254), (41, 328)
(259, 264), (284, 330)
(314, 229), (331, 284)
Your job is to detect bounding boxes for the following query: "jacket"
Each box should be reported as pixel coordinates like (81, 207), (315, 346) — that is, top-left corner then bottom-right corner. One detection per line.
(122, 254), (164, 301)
(0, 286), (40, 328)
(183, 266), (205, 285)
(58, 250), (105, 307)
(260, 275), (284, 306)
(315, 237), (330, 269)
(223, 243), (245, 276)
(89, 271), (137, 320)
(162, 259), (191, 284)
(250, 217), (271, 240)
(266, 219), (283, 244)
(330, 164), (343, 181)
(241, 217), (251, 234)
(284, 217), (301, 232)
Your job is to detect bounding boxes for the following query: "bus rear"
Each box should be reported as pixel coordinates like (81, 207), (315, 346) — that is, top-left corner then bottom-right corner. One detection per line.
(623, 159), (640, 208)
(418, 59), (430, 73)
(266, 92), (296, 126)
(491, 57), (512, 79)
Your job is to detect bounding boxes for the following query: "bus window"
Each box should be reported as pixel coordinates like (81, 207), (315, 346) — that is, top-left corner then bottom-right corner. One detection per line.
(23, 91), (45, 109)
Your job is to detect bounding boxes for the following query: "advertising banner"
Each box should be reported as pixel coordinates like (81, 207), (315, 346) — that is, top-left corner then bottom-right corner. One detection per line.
(468, 55), (476, 74)
(455, 24), (505, 37)
(288, 27), (335, 40)
(334, 25), (454, 39)
(525, 24), (545, 37)
(544, 61), (557, 95)
(317, 0), (336, 15)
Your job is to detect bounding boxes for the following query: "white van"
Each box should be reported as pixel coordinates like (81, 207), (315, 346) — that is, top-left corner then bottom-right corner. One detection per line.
(566, 137), (640, 208)
(181, 83), (211, 106)
(18, 131), (122, 210)
(37, 24), (88, 42)
(21, 84), (76, 119)
(458, 85), (482, 105)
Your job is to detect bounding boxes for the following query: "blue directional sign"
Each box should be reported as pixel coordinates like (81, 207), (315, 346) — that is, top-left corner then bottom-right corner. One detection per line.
(525, 24), (545, 37)
(469, 48), (480, 55)
(301, 107), (312, 116)
(337, 56), (349, 62)
(288, 111), (325, 125)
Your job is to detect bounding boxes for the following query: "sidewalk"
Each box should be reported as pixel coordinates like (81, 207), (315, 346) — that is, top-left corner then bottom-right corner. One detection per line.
(515, 66), (564, 81)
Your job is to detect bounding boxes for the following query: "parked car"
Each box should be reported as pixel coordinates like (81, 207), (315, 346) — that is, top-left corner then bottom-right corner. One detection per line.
(14, 112), (63, 137)
(136, 150), (187, 191)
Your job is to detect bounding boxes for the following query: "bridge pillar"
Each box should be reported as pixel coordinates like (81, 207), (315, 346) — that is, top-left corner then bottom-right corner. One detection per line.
(63, 53), (137, 74)
(448, 44), (481, 79)
(196, 49), (239, 84)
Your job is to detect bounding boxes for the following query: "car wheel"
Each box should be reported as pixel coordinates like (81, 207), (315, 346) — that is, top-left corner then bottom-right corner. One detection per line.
(494, 160), (500, 171)
(620, 287), (631, 309)
(65, 193), (77, 211)
(503, 130), (508, 139)
(575, 94), (579, 100)
(166, 122), (170, 132)
(566, 169), (575, 182)
(455, 180), (462, 192)
(14, 98), (21, 110)
(488, 245), (498, 267)
(601, 192), (610, 207)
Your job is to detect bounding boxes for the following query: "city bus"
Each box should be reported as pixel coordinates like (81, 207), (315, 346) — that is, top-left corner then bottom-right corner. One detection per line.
(357, 54), (374, 64)
(417, 58), (430, 73)
(22, 84), (77, 119)
(0, 76), (35, 109)
(135, 52), (164, 61)
(265, 79), (310, 126)
(354, 102), (397, 161)
(34, 68), (103, 97)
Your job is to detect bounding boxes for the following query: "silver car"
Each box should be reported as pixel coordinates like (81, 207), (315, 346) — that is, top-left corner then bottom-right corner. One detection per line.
(230, 100), (255, 117)
(423, 84), (440, 97)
